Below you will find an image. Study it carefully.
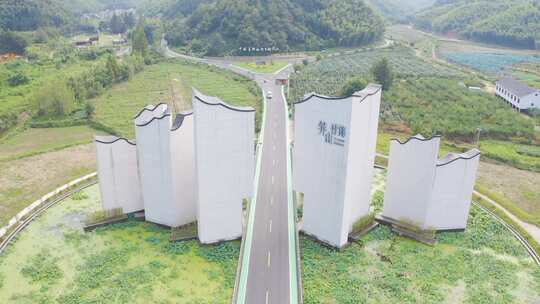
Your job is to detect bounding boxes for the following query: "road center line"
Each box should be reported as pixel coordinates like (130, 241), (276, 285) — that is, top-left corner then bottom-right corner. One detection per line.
(269, 220), (272, 233)
(271, 176), (275, 184)
(270, 196), (274, 205)
(266, 290), (269, 304)
(267, 251), (271, 268)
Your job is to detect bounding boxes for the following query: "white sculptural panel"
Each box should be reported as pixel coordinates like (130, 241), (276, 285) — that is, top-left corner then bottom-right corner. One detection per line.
(95, 136), (143, 214)
(193, 90), (255, 244)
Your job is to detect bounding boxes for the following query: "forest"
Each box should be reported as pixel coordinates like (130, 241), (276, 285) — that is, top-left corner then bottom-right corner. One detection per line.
(152, 0), (385, 56)
(415, 0), (540, 49)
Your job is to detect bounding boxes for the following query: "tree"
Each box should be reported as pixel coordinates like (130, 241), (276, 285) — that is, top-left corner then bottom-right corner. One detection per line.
(339, 77), (367, 96)
(110, 13), (126, 34)
(0, 30), (28, 54)
(132, 17), (149, 58)
(33, 80), (76, 117)
(371, 58), (393, 90)
(106, 55), (121, 82)
(7, 71), (29, 87)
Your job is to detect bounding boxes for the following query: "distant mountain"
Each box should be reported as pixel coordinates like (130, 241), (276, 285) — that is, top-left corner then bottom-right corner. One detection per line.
(151, 0), (385, 56)
(0, 0), (141, 32)
(0, 0), (72, 31)
(415, 0), (540, 49)
(365, 0), (436, 22)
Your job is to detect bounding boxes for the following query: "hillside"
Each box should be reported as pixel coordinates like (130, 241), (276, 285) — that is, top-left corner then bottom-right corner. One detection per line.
(0, 0), (72, 31)
(154, 0), (385, 56)
(366, 0), (435, 22)
(415, 0), (540, 49)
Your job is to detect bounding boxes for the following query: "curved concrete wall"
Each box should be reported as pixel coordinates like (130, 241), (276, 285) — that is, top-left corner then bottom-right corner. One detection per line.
(170, 112), (197, 226)
(427, 150), (481, 230)
(293, 84), (382, 248)
(193, 90), (255, 244)
(381, 136), (440, 229)
(95, 136), (143, 214)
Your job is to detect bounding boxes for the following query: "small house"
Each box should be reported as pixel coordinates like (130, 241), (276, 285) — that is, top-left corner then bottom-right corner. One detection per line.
(495, 77), (540, 111)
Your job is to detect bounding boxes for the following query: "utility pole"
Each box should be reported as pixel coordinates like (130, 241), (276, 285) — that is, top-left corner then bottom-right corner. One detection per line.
(476, 128), (482, 148)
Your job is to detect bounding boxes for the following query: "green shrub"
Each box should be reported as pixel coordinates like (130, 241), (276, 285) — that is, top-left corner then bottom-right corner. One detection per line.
(33, 80), (76, 117)
(20, 250), (63, 285)
(352, 212), (375, 233)
(7, 71), (29, 86)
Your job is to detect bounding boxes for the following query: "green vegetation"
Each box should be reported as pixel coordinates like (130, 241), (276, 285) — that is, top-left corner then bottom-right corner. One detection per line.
(474, 193), (540, 256)
(365, 0), (435, 22)
(415, 0), (540, 49)
(85, 208), (125, 225)
(479, 140), (540, 172)
(383, 77), (535, 140)
(92, 59), (262, 137)
(371, 57), (394, 90)
(442, 52), (540, 74)
(156, 0), (385, 56)
(289, 46), (462, 103)
(235, 61), (289, 74)
(338, 77), (368, 96)
(0, 186), (239, 303)
(0, 126), (99, 161)
(302, 205), (540, 303)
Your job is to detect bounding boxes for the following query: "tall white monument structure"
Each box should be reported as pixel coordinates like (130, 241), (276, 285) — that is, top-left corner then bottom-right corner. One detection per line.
(381, 135), (480, 231)
(293, 84), (382, 248)
(193, 90), (255, 244)
(134, 104), (196, 228)
(427, 149), (481, 230)
(95, 136), (143, 214)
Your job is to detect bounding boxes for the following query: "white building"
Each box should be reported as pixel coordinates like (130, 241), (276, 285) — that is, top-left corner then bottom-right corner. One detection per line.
(193, 90), (255, 244)
(381, 135), (480, 231)
(293, 84), (382, 248)
(134, 104), (197, 228)
(495, 77), (540, 111)
(95, 136), (143, 214)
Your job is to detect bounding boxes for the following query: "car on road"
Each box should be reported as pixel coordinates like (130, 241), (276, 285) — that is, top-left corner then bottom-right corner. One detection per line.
(267, 91), (273, 99)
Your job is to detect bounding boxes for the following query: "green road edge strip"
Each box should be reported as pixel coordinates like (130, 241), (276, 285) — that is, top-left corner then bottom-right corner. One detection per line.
(235, 88), (267, 304)
(283, 86), (300, 303)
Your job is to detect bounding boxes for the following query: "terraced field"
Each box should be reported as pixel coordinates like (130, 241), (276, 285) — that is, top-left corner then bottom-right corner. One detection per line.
(289, 46), (462, 103)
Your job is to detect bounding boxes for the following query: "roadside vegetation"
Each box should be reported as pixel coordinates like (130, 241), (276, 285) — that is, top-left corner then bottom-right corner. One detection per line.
(235, 61), (288, 74)
(91, 58), (262, 138)
(0, 186), (239, 303)
(302, 202), (540, 303)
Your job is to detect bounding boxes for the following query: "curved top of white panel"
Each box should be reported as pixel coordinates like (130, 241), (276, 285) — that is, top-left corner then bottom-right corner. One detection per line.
(133, 103), (168, 119)
(391, 134), (441, 145)
(95, 135), (136, 146)
(193, 89), (255, 113)
(294, 83), (382, 105)
(437, 149), (481, 167)
(171, 111), (194, 131)
(135, 105), (171, 127)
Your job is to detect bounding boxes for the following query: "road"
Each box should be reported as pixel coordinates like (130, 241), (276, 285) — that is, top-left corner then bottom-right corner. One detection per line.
(244, 76), (291, 304)
(163, 43), (298, 303)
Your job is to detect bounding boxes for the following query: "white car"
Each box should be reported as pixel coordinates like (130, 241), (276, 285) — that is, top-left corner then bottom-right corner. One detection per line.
(267, 91), (273, 99)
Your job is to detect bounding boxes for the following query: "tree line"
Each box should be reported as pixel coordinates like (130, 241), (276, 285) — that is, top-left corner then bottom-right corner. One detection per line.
(155, 0), (385, 56)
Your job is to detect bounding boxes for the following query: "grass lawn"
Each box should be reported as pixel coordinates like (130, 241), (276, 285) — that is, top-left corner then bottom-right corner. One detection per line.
(301, 170), (540, 303)
(0, 185), (239, 303)
(0, 144), (96, 227)
(92, 58), (262, 138)
(234, 60), (289, 74)
(476, 162), (540, 227)
(0, 126), (101, 161)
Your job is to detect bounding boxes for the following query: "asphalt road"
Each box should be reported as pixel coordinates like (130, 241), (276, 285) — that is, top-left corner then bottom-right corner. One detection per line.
(244, 77), (291, 304)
